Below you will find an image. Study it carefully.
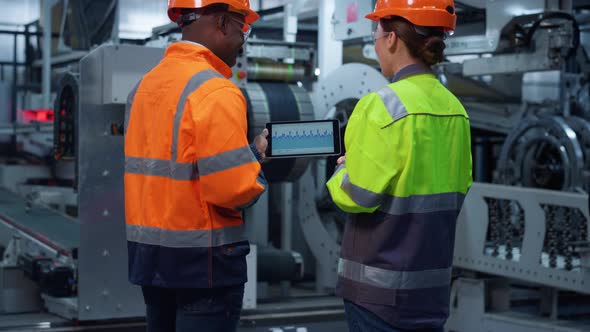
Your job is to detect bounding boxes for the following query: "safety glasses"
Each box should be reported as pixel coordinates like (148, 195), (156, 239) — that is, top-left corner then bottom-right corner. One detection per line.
(225, 15), (251, 42)
(371, 30), (391, 42)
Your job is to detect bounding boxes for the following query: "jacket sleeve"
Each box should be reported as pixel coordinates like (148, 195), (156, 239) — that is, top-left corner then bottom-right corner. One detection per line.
(192, 87), (266, 209)
(326, 93), (400, 213)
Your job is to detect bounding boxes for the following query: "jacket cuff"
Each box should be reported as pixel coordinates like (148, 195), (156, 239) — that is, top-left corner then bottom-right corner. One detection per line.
(250, 143), (264, 163)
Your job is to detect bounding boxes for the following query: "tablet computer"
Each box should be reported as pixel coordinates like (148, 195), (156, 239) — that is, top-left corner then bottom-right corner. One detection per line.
(266, 120), (342, 158)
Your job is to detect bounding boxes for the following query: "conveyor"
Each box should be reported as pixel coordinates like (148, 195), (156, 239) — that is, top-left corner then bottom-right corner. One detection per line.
(0, 187), (79, 257)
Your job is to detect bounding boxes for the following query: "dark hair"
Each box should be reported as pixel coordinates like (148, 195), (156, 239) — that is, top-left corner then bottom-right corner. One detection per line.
(380, 17), (446, 66)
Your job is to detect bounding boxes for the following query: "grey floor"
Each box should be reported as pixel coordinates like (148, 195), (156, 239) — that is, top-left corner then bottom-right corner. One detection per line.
(239, 294), (348, 332)
(0, 314), (348, 332)
(239, 321), (349, 332)
(0, 294), (348, 332)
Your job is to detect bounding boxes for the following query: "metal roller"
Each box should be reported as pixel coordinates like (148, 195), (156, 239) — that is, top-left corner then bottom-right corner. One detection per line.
(247, 62), (306, 82)
(565, 116), (590, 192)
(497, 116), (585, 191)
(242, 82), (314, 182)
(257, 245), (303, 282)
(311, 63), (389, 120)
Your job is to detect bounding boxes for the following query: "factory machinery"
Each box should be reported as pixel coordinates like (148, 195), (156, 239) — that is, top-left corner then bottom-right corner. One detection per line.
(441, 2), (590, 331)
(0, 0), (589, 331)
(0, 0), (331, 328)
(1, 49), (330, 313)
(321, 1), (590, 331)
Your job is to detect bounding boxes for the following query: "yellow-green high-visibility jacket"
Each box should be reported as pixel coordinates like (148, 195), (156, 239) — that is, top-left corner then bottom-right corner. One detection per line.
(327, 64), (472, 330)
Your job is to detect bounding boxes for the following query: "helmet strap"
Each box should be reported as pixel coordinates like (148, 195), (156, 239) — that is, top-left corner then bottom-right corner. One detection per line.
(177, 11), (202, 28)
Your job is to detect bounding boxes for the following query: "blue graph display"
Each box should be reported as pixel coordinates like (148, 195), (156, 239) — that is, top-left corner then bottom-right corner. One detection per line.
(271, 122), (335, 155)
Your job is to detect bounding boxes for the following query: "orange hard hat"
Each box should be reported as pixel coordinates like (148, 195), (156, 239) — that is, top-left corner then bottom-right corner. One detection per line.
(168, 0), (260, 25)
(366, 0), (456, 32)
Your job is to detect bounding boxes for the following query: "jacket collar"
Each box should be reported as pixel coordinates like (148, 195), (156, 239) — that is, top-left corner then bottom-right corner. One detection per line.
(391, 64), (433, 83)
(164, 41), (233, 78)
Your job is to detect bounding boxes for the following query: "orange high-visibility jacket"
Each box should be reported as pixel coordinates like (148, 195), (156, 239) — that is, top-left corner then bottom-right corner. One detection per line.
(124, 41), (265, 288)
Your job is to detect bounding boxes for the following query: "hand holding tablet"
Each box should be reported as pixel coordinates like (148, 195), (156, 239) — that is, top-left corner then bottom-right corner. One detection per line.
(265, 120), (342, 158)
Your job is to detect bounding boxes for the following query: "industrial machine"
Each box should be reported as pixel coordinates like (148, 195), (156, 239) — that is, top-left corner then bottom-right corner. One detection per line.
(1, 43), (319, 321)
(0, 0), (590, 331)
(313, 1), (590, 331)
(0, 0), (322, 326)
(443, 2), (590, 331)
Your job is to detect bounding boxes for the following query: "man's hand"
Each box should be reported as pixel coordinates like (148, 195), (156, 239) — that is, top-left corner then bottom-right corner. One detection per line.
(254, 129), (269, 161)
(337, 153), (346, 165)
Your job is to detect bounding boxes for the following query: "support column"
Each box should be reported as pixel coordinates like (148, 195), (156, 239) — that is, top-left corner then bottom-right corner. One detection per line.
(42, 0), (54, 108)
(318, 0), (342, 80)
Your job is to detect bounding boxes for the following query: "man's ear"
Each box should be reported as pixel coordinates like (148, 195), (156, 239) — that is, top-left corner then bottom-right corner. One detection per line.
(216, 14), (229, 36)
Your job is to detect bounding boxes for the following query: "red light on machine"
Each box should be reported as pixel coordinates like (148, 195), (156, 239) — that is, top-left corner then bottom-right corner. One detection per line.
(22, 109), (54, 123)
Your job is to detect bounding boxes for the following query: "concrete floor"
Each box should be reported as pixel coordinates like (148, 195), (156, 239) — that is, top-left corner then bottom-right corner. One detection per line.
(0, 295), (348, 332)
(0, 314), (349, 332)
(239, 321), (349, 332)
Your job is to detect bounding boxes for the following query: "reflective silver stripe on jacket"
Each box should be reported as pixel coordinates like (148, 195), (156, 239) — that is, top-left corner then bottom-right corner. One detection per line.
(341, 176), (464, 214)
(379, 192), (465, 215)
(125, 69), (260, 181)
(125, 157), (198, 180)
(126, 224), (246, 248)
(341, 173), (382, 208)
(377, 86), (408, 122)
(198, 145), (258, 176)
(338, 258), (452, 290)
(171, 69), (224, 161)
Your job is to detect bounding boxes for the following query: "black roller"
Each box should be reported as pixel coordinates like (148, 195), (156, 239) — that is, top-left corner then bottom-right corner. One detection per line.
(257, 245), (303, 282)
(243, 82), (314, 182)
(259, 83), (299, 183)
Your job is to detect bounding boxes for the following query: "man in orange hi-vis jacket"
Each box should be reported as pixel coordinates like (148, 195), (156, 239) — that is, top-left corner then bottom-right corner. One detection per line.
(124, 1), (266, 331)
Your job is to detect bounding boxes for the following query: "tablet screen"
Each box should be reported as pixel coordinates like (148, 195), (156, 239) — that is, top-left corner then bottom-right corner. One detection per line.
(271, 121), (336, 156)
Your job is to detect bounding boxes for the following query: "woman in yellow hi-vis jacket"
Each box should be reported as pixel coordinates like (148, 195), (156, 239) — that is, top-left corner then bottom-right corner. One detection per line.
(326, 1), (472, 331)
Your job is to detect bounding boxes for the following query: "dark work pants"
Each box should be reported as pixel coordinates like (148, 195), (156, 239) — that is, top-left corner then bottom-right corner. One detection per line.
(141, 285), (244, 332)
(344, 300), (444, 332)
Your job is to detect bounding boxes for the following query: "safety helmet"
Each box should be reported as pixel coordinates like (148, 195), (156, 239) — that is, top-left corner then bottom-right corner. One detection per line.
(366, 0), (456, 33)
(168, 0), (260, 25)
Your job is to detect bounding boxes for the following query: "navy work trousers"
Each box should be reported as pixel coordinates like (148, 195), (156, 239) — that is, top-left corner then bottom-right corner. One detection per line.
(344, 300), (445, 332)
(141, 285), (244, 332)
